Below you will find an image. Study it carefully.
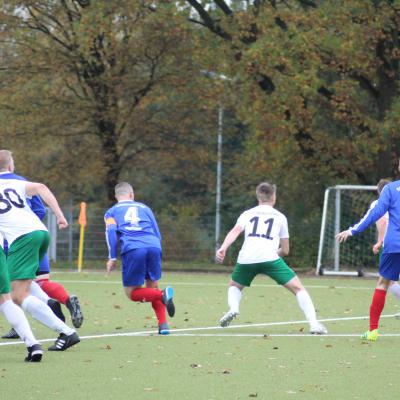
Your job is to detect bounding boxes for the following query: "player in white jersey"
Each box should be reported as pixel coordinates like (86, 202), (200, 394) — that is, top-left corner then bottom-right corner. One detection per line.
(0, 149), (80, 351)
(216, 182), (327, 334)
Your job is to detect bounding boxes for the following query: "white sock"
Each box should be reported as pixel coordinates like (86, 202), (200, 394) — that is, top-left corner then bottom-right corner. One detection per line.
(0, 300), (38, 347)
(228, 286), (242, 314)
(21, 295), (75, 335)
(389, 282), (400, 301)
(296, 290), (318, 326)
(30, 281), (50, 303)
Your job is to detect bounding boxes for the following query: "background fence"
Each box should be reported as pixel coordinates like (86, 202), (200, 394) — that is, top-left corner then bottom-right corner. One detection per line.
(45, 206), (216, 264)
(45, 205), (322, 269)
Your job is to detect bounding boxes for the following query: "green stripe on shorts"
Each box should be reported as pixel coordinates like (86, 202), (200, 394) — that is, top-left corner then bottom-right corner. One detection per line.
(231, 258), (296, 286)
(0, 247), (10, 294)
(8, 230), (50, 281)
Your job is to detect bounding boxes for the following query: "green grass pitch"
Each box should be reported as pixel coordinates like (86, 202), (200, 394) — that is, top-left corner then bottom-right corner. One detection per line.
(1, 271), (400, 399)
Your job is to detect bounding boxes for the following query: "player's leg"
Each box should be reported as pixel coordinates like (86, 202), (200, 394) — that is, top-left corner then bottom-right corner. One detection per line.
(0, 249), (42, 362)
(8, 231), (79, 351)
(219, 262), (254, 327)
(3, 279), (67, 340)
(0, 293), (43, 362)
(265, 258), (327, 334)
(362, 253), (400, 340)
(146, 247), (175, 333)
(123, 248), (172, 334)
(36, 273), (83, 328)
(387, 281), (400, 318)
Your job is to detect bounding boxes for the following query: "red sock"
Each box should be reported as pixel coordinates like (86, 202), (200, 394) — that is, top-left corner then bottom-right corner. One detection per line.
(130, 288), (162, 303)
(36, 279), (70, 305)
(152, 300), (167, 325)
(369, 288), (387, 330)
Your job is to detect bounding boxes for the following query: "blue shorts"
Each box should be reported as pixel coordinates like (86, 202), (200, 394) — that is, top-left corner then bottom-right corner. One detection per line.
(37, 253), (50, 275)
(121, 247), (162, 287)
(379, 253), (400, 281)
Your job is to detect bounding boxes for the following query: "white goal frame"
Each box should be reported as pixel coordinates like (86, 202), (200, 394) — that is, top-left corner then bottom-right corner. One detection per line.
(316, 185), (377, 277)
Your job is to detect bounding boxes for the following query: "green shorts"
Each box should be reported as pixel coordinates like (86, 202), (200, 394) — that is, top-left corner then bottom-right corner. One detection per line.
(231, 258), (296, 286)
(7, 230), (50, 282)
(0, 247), (10, 294)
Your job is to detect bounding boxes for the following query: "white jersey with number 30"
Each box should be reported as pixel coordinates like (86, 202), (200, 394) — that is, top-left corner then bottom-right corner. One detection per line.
(0, 179), (47, 246)
(236, 204), (289, 264)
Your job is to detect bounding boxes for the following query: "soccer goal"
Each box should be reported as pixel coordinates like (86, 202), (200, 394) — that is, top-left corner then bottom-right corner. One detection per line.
(316, 185), (378, 277)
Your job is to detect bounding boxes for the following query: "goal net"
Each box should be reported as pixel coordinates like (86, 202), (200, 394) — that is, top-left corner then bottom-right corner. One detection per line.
(316, 185), (378, 276)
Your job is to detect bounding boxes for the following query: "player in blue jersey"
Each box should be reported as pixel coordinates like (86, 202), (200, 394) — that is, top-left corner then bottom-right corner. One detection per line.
(0, 151), (83, 339)
(336, 163), (400, 341)
(104, 182), (175, 334)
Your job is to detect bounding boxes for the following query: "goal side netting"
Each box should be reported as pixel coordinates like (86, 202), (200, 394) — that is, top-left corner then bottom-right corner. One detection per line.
(316, 185), (378, 277)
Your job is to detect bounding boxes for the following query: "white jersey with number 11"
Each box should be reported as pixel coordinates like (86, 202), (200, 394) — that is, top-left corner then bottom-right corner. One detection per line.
(236, 204), (289, 264)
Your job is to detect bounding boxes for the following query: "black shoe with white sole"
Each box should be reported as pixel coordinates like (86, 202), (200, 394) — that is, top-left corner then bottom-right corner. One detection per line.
(25, 344), (43, 362)
(48, 332), (80, 351)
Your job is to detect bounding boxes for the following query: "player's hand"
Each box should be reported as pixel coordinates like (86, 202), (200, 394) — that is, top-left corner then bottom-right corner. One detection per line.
(372, 241), (382, 255)
(57, 216), (68, 229)
(335, 230), (352, 243)
(106, 259), (117, 274)
(215, 248), (226, 263)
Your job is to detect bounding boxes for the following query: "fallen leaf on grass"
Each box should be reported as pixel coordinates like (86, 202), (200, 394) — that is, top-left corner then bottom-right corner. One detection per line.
(249, 393), (258, 398)
(325, 344), (333, 348)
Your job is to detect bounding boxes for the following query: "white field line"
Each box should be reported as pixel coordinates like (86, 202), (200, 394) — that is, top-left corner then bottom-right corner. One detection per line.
(1, 313), (398, 347)
(168, 333), (400, 338)
(56, 280), (374, 291)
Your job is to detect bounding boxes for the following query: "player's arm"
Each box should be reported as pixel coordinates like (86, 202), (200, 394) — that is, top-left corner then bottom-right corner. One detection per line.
(277, 238), (289, 257)
(373, 216), (387, 255)
(25, 182), (67, 229)
(337, 188), (391, 243)
(216, 224), (243, 263)
(104, 214), (118, 273)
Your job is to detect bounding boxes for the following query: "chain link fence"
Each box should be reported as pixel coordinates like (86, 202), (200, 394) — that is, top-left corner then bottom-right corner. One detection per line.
(46, 206), (216, 263)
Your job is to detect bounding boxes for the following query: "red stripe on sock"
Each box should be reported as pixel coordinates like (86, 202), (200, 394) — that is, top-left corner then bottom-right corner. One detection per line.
(130, 288), (162, 303)
(369, 288), (387, 331)
(36, 279), (70, 305)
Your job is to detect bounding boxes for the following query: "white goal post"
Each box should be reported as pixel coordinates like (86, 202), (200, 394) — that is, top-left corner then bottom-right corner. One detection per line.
(316, 185), (378, 277)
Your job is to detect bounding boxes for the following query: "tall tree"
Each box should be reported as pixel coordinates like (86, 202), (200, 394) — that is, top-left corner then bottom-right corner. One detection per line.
(1, 0), (196, 202)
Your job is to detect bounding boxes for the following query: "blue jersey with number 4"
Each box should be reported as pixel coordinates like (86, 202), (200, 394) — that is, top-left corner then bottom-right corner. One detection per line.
(104, 200), (161, 259)
(350, 180), (400, 253)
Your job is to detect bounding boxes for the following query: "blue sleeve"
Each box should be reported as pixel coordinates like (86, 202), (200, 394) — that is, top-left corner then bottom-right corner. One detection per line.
(29, 195), (47, 220)
(147, 208), (162, 241)
(104, 211), (118, 259)
(350, 187), (391, 235)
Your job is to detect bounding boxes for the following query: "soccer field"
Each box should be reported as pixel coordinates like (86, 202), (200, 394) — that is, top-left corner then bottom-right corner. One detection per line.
(1, 271), (400, 399)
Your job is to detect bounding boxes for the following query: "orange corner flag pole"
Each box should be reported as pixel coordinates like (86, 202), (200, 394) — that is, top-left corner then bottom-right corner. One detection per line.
(77, 202), (87, 273)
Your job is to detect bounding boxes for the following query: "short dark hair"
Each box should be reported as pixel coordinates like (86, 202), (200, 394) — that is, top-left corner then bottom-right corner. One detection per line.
(256, 182), (276, 202)
(377, 179), (391, 195)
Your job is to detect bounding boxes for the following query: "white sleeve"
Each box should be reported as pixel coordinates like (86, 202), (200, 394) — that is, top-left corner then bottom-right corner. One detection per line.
(236, 212), (247, 229)
(279, 216), (289, 238)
